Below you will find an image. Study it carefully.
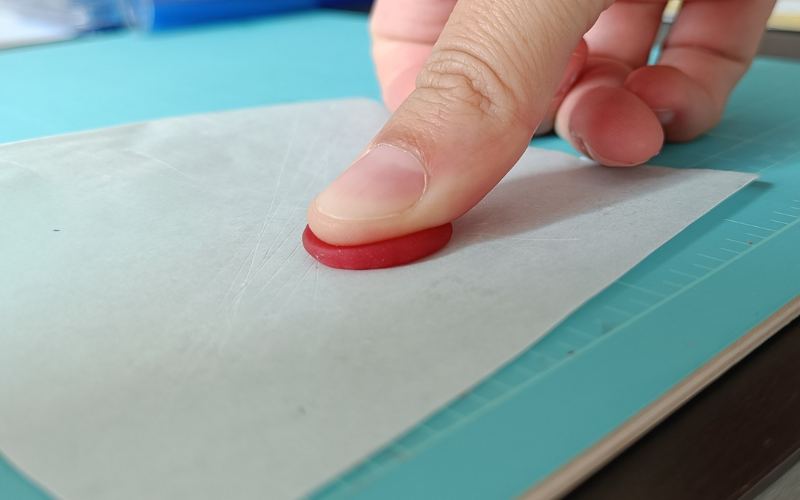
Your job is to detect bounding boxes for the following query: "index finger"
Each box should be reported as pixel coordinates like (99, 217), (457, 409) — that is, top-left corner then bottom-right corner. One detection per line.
(371, 0), (457, 110)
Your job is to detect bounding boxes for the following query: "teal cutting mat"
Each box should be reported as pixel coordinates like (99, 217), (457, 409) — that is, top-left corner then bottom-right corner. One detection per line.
(1, 11), (799, 500)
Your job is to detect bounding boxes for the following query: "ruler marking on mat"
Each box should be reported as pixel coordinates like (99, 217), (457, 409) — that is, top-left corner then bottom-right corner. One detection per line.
(723, 219), (777, 232)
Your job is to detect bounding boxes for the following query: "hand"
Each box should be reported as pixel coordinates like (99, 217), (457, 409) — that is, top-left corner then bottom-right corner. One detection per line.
(308, 0), (775, 246)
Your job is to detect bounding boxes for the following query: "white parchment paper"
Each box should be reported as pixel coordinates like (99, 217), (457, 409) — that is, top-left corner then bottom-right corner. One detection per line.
(0, 99), (755, 500)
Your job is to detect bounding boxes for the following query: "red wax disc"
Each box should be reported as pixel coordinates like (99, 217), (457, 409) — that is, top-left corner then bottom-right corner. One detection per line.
(302, 223), (454, 270)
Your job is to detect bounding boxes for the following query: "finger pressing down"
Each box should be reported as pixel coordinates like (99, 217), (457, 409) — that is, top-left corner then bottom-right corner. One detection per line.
(308, 0), (613, 246)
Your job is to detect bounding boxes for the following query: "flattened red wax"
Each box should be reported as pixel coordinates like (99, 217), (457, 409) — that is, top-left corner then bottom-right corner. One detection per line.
(302, 223), (454, 270)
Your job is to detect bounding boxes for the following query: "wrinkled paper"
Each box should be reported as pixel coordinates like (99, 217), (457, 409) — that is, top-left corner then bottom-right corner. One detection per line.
(0, 99), (756, 500)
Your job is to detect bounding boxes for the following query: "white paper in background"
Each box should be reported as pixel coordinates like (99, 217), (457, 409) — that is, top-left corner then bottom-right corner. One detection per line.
(0, 99), (755, 500)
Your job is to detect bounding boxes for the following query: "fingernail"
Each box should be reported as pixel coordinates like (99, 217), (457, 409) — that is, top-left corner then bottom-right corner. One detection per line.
(653, 108), (675, 125)
(572, 132), (639, 167)
(313, 145), (427, 221)
(571, 132), (591, 158)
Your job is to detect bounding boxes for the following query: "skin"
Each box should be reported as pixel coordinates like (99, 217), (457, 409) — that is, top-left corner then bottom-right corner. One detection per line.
(308, 0), (776, 246)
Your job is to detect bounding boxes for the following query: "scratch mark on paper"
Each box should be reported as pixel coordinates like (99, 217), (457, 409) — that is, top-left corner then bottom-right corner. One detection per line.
(206, 234), (256, 313)
(249, 131), (337, 283)
(0, 159), (38, 175)
(218, 235), (255, 277)
(229, 114), (308, 309)
(252, 122), (332, 271)
(273, 256), (316, 310)
(251, 242), (305, 301)
(125, 149), (195, 179)
(250, 107), (342, 278)
(463, 232), (580, 242)
(231, 214), (308, 317)
(219, 236), (261, 308)
(249, 116), (300, 262)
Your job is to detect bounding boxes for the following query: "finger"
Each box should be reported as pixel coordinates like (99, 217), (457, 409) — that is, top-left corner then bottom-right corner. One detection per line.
(309, 0), (612, 245)
(584, 0), (667, 69)
(533, 39), (588, 137)
(553, 1), (667, 165)
(624, 0), (776, 141)
(371, 0), (457, 110)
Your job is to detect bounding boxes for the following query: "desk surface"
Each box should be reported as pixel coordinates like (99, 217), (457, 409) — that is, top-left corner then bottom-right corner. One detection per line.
(1, 12), (800, 500)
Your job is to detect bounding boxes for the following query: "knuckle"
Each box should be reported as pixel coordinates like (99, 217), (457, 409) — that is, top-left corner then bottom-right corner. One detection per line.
(420, 48), (502, 113)
(416, 41), (535, 130)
